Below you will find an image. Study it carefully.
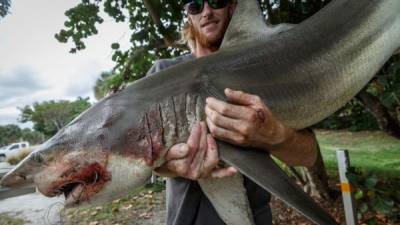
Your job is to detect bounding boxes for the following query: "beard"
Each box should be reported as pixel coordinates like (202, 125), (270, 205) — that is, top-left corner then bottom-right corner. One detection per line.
(190, 18), (230, 50)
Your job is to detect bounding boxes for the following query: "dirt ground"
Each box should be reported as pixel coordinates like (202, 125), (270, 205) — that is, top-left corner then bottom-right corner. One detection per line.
(61, 182), (345, 225)
(61, 180), (398, 225)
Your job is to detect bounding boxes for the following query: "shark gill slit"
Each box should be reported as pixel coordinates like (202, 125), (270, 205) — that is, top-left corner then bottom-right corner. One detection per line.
(144, 112), (154, 163)
(158, 103), (165, 147)
(171, 96), (179, 139)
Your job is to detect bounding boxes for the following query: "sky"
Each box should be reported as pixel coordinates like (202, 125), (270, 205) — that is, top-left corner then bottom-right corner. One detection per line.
(0, 0), (130, 128)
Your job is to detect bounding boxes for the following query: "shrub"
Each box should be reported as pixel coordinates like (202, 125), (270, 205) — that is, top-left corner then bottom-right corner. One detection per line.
(347, 167), (400, 224)
(6, 148), (33, 165)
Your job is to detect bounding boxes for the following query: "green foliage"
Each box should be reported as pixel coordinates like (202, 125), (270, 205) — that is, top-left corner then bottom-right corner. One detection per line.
(260, 0), (332, 24)
(20, 128), (45, 144)
(314, 100), (379, 131)
(94, 71), (114, 100)
(0, 0), (11, 18)
(347, 167), (400, 224)
(18, 97), (91, 137)
(372, 55), (400, 120)
(0, 125), (20, 147)
(0, 125), (44, 147)
(55, 1), (104, 53)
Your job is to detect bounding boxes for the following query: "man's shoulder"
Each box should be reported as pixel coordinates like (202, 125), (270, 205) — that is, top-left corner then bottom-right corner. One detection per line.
(147, 54), (195, 75)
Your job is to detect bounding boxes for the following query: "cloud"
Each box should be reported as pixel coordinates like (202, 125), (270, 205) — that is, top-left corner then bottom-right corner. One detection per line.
(0, 107), (31, 128)
(0, 66), (47, 104)
(0, 0), (130, 128)
(64, 61), (104, 99)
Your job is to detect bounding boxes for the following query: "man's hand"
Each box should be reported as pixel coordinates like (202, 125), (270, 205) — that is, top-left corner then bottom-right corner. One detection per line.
(205, 88), (318, 167)
(155, 122), (237, 180)
(205, 88), (295, 150)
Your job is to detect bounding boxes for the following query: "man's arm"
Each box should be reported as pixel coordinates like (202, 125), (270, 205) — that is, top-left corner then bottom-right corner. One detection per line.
(205, 88), (318, 167)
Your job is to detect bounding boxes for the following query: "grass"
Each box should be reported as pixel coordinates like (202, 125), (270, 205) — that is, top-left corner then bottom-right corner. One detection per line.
(315, 129), (400, 177)
(0, 212), (28, 225)
(62, 182), (166, 225)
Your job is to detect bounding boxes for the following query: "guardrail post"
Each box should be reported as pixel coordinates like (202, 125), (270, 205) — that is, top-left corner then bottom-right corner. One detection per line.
(336, 149), (358, 225)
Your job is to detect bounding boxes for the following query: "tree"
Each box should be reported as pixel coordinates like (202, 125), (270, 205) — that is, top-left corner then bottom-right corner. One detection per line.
(0, 125), (21, 147)
(93, 71), (114, 100)
(19, 97), (91, 137)
(0, 0), (10, 18)
(0, 125), (44, 146)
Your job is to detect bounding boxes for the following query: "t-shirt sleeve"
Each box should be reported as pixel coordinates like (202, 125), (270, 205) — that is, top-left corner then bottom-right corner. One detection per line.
(146, 60), (163, 76)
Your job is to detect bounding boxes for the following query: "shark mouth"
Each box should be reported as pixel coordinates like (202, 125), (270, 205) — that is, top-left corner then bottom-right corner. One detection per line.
(45, 162), (111, 207)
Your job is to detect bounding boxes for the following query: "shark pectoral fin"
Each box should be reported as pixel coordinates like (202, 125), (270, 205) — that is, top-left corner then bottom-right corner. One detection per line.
(220, 0), (294, 50)
(217, 142), (339, 225)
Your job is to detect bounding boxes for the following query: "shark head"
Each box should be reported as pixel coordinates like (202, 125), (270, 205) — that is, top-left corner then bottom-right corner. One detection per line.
(0, 93), (164, 207)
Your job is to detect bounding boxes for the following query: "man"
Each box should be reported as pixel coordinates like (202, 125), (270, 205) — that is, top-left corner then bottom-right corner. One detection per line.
(147, 0), (318, 224)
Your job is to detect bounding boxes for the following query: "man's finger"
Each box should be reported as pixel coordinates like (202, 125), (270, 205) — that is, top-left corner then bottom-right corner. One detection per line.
(224, 88), (259, 106)
(165, 143), (190, 161)
(206, 97), (253, 120)
(186, 122), (201, 158)
(205, 105), (245, 133)
(201, 134), (219, 177)
(211, 167), (238, 178)
(206, 118), (246, 145)
(190, 122), (208, 175)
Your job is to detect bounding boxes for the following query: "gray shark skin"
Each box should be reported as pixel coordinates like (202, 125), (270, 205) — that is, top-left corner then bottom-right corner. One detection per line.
(1, 0), (400, 224)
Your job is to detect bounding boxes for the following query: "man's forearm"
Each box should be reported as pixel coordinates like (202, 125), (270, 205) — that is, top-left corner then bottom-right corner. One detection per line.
(268, 129), (318, 167)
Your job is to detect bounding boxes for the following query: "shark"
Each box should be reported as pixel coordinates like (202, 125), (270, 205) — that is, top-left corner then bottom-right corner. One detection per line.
(1, 0), (400, 224)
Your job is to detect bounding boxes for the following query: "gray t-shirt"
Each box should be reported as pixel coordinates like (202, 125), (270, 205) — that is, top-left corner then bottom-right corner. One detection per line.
(147, 54), (272, 225)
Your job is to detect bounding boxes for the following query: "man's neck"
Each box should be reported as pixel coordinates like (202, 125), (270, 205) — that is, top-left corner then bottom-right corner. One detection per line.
(193, 41), (219, 58)
(193, 47), (216, 58)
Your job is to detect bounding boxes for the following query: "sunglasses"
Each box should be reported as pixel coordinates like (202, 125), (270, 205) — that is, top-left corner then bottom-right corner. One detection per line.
(184, 0), (231, 15)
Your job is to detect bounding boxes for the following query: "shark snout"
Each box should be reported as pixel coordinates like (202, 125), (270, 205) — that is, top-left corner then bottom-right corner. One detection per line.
(0, 150), (46, 188)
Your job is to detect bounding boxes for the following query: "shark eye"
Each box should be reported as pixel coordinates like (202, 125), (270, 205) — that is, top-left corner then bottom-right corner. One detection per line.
(31, 152), (46, 164)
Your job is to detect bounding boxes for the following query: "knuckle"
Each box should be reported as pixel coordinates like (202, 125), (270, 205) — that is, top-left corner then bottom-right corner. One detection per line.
(209, 125), (217, 136)
(210, 112), (218, 122)
(239, 125), (251, 135)
(210, 157), (219, 167)
(248, 111), (258, 122)
(253, 95), (261, 103)
(188, 171), (200, 180)
(176, 164), (188, 175)
(187, 141), (196, 151)
(235, 136), (246, 144)
(220, 106), (229, 114)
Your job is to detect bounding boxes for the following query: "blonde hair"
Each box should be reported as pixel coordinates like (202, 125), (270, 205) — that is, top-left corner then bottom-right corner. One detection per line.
(179, 21), (197, 52)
